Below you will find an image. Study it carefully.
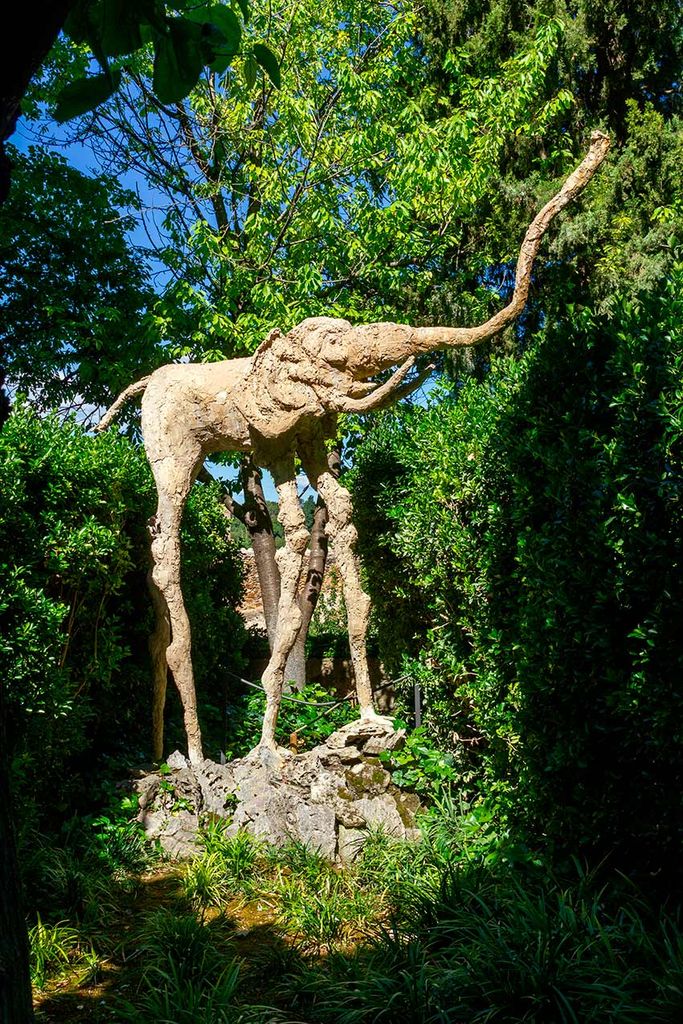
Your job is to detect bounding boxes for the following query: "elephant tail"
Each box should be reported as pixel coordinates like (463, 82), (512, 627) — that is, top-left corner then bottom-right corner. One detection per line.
(94, 375), (151, 432)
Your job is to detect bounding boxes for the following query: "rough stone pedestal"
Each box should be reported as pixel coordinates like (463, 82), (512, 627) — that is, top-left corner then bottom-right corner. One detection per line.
(135, 719), (421, 863)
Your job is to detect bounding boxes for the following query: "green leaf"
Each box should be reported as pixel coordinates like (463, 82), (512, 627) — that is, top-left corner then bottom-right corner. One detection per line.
(243, 53), (257, 90)
(252, 43), (280, 88)
(54, 70), (122, 122)
(137, 0), (169, 35)
(208, 48), (233, 76)
(185, 4), (242, 57)
(153, 19), (204, 105)
(98, 0), (144, 57)
(235, 0), (250, 23)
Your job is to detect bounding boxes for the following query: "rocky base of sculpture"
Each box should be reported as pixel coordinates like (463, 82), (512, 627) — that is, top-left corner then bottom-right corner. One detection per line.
(135, 719), (421, 864)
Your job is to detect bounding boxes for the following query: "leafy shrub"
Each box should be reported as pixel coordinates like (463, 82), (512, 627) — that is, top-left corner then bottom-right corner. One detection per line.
(0, 408), (246, 821)
(20, 789), (152, 933)
(224, 681), (356, 757)
(379, 725), (460, 798)
(352, 272), (683, 883)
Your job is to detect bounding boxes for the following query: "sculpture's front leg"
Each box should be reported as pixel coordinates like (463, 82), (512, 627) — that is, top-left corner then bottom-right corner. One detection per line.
(256, 453), (309, 755)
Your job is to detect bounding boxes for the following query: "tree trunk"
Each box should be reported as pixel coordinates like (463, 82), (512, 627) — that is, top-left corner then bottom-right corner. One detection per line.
(0, 685), (34, 1023)
(0, 8), (74, 1009)
(1, 0), (72, 200)
(240, 457), (281, 648)
(284, 448), (339, 690)
(285, 493), (328, 689)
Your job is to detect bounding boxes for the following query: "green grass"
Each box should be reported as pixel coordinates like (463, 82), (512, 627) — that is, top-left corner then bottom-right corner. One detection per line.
(29, 915), (100, 990)
(22, 797), (683, 1023)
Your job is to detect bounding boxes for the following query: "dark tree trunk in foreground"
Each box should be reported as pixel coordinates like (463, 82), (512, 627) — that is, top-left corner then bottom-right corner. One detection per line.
(0, 7), (73, 1013)
(0, 0), (70, 201)
(0, 685), (33, 1023)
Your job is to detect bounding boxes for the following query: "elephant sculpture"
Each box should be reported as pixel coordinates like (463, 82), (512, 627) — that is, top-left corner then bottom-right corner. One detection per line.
(97, 131), (609, 765)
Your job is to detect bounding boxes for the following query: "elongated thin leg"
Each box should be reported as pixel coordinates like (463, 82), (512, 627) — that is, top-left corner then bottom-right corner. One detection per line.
(300, 440), (377, 719)
(147, 449), (204, 763)
(147, 565), (170, 762)
(258, 454), (309, 751)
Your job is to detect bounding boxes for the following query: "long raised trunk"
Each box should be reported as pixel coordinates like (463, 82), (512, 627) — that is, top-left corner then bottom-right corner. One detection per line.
(349, 132), (611, 375)
(240, 457), (281, 649)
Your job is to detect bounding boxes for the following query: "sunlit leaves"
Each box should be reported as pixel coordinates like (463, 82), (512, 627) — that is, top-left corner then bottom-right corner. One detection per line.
(44, 1), (574, 362)
(160, 3), (571, 358)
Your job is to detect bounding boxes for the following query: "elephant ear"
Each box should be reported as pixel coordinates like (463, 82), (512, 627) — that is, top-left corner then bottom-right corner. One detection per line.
(251, 326), (284, 369)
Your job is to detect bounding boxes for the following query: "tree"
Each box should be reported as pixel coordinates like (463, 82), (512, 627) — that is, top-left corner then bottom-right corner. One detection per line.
(349, 0), (683, 884)
(353, 269), (683, 882)
(0, 0), (276, 431)
(414, 0), (682, 327)
(0, 146), (165, 412)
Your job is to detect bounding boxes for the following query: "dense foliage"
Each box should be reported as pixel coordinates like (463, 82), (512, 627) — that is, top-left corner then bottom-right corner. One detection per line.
(416, 1), (683, 329)
(32, 0), (579, 361)
(0, 147), (164, 411)
(23, 802), (683, 1022)
(353, 270), (683, 881)
(0, 407), (246, 824)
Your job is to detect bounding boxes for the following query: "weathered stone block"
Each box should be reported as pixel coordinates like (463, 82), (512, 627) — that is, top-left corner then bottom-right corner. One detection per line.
(135, 720), (422, 861)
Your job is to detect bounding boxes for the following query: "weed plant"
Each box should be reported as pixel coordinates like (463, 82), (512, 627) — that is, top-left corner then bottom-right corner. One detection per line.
(118, 959), (245, 1024)
(135, 908), (233, 983)
(185, 828), (264, 911)
(182, 850), (234, 915)
(29, 915), (99, 990)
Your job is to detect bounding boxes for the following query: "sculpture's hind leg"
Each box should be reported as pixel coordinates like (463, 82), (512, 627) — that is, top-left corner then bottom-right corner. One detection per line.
(147, 563), (170, 762)
(301, 440), (380, 721)
(257, 454), (309, 752)
(147, 448), (205, 763)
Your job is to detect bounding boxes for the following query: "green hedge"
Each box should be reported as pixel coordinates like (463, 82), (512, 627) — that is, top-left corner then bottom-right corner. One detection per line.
(0, 408), (246, 822)
(352, 272), (683, 881)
